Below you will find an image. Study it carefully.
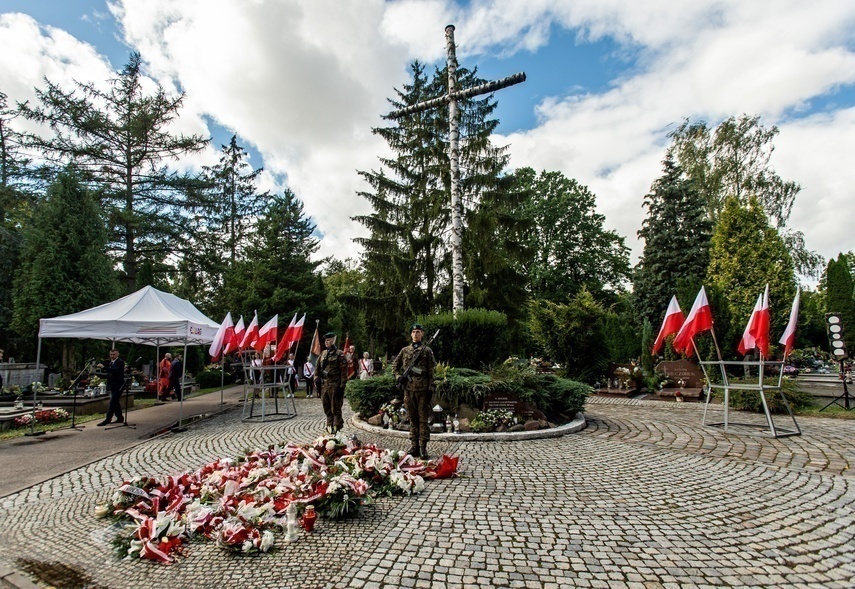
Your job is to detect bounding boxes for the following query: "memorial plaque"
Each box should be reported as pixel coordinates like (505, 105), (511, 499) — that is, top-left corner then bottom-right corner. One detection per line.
(483, 392), (535, 419)
(655, 360), (704, 388)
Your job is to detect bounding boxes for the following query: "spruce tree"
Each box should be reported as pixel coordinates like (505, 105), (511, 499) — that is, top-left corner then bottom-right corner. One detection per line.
(355, 61), (528, 347)
(634, 152), (711, 327)
(11, 169), (119, 343)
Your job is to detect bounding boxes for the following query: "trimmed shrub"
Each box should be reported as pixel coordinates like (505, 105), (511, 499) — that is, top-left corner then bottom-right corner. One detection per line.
(414, 308), (509, 370)
(195, 369), (234, 389)
(345, 375), (397, 418)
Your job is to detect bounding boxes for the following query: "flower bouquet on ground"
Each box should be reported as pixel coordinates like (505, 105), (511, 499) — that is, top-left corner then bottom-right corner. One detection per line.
(103, 433), (461, 564)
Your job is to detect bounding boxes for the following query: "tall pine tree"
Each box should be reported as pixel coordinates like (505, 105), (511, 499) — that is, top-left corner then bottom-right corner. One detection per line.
(634, 152), (711, 326)
(825, 254), (855, 350)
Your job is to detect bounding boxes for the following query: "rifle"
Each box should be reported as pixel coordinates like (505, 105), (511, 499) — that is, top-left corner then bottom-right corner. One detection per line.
(396, 329), (440, 394)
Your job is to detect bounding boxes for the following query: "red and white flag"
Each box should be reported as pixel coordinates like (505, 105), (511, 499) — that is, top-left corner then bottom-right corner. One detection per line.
(208, 312), (234, 362)
(239, 312), (259, 350)
(737, 293), (763, 356)
(290, 313), (306, 348)
(225, 316), (245, 355)
(273, 313), (298, 362)
(253, 314), (279, 352)
(779, 287), (801, 357)
(749, 284), (771, 357)
(652, 296), (685, 355)
(672, 286), (714, 356)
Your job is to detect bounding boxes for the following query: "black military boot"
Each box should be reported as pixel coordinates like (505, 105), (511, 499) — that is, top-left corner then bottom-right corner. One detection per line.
(420, 444), (429, 460)
(407, 444), (420, 458)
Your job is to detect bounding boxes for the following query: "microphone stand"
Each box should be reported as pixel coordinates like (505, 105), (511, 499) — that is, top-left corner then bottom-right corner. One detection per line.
(59, 361), (92, 431)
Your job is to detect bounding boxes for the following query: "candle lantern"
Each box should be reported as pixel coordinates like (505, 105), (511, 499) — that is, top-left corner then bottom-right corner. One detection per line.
(301, 505), (317, 532)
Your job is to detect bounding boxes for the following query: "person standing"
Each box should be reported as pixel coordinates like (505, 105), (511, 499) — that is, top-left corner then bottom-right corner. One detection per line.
(303, 357), (316, 398)
(393, 324), (436, 459)
(345, 345), (357, 381)
(169, 353), (183, 401)
(158, 353), (172, 401)
(359, 351), (374, 380)
(97, 349), (126, 426)
(314, 332), (347, 434)
(285, 352), (299, 398)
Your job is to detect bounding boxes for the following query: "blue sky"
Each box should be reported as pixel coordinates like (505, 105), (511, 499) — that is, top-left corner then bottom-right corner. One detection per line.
(2, 0), (855, 281)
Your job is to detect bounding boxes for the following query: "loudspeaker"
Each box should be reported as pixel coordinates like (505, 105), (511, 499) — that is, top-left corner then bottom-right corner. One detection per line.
(826, 313), (848, 360)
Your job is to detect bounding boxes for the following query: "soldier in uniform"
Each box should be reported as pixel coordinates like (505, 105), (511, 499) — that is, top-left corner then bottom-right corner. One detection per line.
(393, 324), (436, 459)
(314, 331), (348, 434)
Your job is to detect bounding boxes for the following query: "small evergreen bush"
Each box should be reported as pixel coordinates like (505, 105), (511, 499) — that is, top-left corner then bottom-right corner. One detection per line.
(345, 375), (397, 418)
(195, 369), (234, 389)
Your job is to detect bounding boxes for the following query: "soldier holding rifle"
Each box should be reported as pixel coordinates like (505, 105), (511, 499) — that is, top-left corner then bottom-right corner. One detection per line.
(314, 331), (348, 434)
(393, 324), (437, 459)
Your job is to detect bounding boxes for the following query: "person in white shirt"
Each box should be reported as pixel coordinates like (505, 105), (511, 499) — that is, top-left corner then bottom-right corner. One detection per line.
(303, 358), (316, 398)
(359, 351), (374, 380)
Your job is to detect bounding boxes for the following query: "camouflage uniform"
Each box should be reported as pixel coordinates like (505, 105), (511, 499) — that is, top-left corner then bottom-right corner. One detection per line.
(315, 344), (348, 432)
(393, 340), (436, 457)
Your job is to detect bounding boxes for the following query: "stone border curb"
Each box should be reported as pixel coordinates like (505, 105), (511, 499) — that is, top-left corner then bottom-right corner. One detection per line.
(350, 412), (587, 440)
(0, 564), (39, 589)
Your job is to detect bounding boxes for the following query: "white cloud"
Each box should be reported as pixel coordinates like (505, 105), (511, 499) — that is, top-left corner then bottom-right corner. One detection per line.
(3, 0), (855, 274)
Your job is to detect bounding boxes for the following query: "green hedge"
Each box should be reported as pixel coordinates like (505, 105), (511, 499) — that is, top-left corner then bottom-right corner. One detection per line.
(195, 369), (235, 389)
(414, 308), (509, 370)
(346, 361), (589, 420)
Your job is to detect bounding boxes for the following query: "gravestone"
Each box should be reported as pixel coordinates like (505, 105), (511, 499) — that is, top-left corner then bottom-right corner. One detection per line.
(655, 360), (704, 388)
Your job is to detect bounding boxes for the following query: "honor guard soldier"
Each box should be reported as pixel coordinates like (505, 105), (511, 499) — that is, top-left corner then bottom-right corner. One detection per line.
(315, 331), (348, 434)
(393, 324), (436, 459)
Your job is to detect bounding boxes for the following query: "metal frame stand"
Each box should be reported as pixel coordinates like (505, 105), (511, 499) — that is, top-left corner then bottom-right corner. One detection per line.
(700, 358), (800, 438)
(820, 359), (854, 411)
(239, 353), (297, 422)
(57, 363), (90, 432)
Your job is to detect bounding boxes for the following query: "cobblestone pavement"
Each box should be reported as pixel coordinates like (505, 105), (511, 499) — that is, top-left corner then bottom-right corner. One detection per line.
(0, 397), (853, 588)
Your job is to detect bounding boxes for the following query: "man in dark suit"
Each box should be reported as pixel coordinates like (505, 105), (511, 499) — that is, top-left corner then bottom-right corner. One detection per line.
(97, 349), (126, 426)
(169, 353), (183, 401)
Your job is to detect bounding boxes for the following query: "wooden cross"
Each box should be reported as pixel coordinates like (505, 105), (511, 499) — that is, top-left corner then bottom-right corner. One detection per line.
(389, 24), (526, 312)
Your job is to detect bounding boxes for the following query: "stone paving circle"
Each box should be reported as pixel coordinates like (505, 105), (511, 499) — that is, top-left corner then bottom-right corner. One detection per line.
(0, 395), (853, 588)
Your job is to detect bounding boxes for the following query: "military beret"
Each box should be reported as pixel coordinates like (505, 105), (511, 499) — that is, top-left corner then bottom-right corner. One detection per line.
(323, 331), (336, 339)
(410, 323), (424, 331)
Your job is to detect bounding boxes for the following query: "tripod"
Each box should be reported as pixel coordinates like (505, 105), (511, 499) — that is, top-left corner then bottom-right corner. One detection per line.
(106, 377), (136, 430)
(59, 362), (91, 431)
(821, 360), (853, 411)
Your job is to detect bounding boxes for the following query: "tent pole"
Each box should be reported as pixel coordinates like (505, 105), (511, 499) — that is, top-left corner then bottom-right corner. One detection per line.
(26, 337), (46, 437)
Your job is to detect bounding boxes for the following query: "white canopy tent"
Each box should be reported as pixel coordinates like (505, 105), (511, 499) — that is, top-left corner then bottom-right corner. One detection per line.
(34, 286), (221, 431)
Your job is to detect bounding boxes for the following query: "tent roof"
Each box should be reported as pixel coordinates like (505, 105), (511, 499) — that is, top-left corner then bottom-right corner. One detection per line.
(38, 286), (220, 346)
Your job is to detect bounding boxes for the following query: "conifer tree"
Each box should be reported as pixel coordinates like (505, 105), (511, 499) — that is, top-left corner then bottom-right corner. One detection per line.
(11, 169), (119, 343)
(19, 53), (208, 292)
(825, 254), (855, 349)
(355, 61), (528, 346)
(634, 152), (711, 326)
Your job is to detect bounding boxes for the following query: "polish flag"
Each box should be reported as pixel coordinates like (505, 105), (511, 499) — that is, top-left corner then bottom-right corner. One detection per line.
(289, 313), (306, 349)
(253, 314), (278, 352)
(672, 286), (714, 356)
(224, 316), (245, 355)
(778, 287), (801, 357)
(652, 296), (685, 355)
(208, 312), (234, 361)
(737, 293), (763, 356)
(273, 313), (298, 362)
(239, 312), (259, 350)
(749, 284), (771, 357)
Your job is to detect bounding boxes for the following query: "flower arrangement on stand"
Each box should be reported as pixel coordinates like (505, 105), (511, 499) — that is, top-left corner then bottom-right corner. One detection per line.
(103, 433), (460, 564)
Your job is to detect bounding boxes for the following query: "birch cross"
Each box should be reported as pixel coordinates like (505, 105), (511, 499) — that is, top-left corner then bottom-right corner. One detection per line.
(389, 25), (526, 312)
